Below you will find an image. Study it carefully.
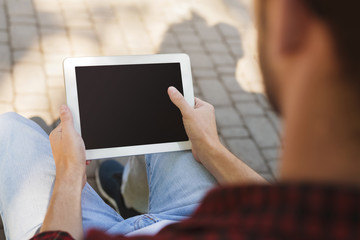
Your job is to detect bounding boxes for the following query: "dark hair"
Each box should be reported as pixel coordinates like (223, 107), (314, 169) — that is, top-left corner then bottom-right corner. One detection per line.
(304, 0), (360, 78)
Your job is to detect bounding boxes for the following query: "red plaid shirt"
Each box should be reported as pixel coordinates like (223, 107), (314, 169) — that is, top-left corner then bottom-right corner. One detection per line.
(31, 184), (360, 240)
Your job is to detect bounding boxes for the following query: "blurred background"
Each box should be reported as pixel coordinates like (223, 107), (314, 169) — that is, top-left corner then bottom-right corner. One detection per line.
(0, 0), (281, 238)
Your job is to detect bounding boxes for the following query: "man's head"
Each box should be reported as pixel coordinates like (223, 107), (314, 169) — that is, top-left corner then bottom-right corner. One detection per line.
(256, 0), (360, 184)
(255, 0), (360, 115)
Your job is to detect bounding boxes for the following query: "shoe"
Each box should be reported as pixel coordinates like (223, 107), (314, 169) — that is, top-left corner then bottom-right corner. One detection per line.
(95, 159), (140, 219)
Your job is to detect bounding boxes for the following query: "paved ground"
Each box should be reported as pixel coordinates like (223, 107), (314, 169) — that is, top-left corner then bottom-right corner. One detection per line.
(0, 0), (282, 238)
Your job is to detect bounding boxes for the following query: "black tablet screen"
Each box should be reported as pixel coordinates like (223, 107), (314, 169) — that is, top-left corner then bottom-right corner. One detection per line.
(75, 63), (189, 150)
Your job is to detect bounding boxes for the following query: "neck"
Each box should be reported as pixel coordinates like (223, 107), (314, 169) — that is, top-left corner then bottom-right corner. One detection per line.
(280, 74), (360, 186)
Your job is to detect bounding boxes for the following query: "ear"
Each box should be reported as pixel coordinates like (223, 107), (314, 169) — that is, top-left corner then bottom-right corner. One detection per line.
(277, 0), (311, 54)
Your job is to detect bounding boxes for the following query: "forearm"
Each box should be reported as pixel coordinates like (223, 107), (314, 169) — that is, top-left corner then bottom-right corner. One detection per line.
(40, 177), (83, 239)
(199, 142), (268, 185)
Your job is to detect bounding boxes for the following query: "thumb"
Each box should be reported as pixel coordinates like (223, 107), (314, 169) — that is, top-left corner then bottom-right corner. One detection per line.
(168, 86), (193, 116)
(59, 105), (74, 130)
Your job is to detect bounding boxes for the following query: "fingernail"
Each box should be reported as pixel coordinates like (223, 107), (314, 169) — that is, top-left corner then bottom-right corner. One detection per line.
(60, 105), (67, 114)
(169, 86), (177, 94)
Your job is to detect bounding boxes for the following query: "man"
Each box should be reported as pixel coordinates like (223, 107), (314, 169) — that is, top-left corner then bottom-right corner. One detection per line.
(1, 0), (360, 239)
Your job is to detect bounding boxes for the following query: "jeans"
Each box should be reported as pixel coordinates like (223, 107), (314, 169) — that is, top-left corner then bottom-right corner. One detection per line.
(0, 112), (216, 240)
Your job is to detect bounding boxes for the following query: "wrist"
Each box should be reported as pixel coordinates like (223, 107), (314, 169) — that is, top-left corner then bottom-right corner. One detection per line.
(198, 138), (226, 163)
(196, 140), (239, 182)
(55, 170), (84, 192)
(54, 178), (83, 196)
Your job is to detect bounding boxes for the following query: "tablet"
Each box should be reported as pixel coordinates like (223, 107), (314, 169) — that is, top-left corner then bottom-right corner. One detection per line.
(63, 54), (194, 160)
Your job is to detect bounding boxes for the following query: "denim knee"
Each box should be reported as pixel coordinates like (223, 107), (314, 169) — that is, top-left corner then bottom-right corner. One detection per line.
(0, 112), (24, 128)
(0, 111), (22, 124)
(0, 112), (48, 142)
(0, 112), (35, 137)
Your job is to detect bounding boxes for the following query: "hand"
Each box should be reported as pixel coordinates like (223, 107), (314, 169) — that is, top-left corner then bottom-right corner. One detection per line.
(168, 86), (222, 162)
(49, 105), (86, 188)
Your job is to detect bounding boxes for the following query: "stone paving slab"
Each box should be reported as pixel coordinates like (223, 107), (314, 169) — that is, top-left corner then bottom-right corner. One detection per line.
(227, 138), (269, 173)
(198, 79), (232, 106)
(0, 44), (11, 70)
(244, 116), (280, 148)
(0, 0), (282, 237)
(220, 126), (249, 138)
(0, 71), (12, 102)
(13, 64), (47, 93)
(215, 106), (244, 127)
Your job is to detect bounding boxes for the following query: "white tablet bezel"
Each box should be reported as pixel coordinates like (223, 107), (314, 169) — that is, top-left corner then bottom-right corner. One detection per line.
(63, 54), (194, 160)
